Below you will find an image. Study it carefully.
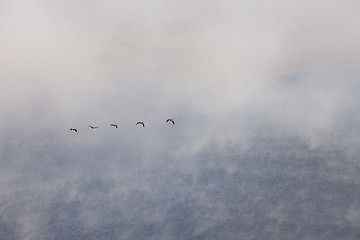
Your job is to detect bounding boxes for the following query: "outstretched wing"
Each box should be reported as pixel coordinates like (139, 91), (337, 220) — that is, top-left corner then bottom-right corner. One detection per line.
(137, 122), (145, 127)
(166, 119), (175, 124)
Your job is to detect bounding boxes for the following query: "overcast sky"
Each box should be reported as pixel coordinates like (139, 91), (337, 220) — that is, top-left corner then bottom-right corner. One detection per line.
(1, 0), (360, 239)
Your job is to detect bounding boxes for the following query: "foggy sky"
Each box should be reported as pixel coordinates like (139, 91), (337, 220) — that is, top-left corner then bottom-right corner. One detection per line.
(1, 0), (360, 239)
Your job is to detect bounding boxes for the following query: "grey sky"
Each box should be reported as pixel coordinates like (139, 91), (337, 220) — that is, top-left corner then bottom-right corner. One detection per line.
(1, 0), (360, 239)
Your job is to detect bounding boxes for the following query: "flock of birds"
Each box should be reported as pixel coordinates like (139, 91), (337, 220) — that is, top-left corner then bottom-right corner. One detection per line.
(69, 118), (175, 132)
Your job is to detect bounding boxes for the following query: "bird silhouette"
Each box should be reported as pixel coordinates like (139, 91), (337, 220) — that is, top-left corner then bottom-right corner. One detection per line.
(70, 128), (78, 132)
(166, 118), (175, 125)
(89, 125), (99, 130)
(136, 122), (145, 127)
(111, 124), (118, 128)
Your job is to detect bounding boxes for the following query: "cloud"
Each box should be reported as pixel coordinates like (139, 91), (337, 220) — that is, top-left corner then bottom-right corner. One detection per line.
(1, 0), (360, 239)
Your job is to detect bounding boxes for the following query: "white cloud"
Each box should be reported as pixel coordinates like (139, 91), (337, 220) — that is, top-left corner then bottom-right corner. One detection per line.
(1, 1), (360, 239)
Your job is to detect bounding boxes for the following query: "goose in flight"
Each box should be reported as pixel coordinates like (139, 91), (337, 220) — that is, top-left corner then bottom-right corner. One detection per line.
(70, 128), (78, 132)
(89, 125), (99, 130)
(136, 122), (145, 127)
(166, 118), (175, 125)
(111, 124), (118, 128)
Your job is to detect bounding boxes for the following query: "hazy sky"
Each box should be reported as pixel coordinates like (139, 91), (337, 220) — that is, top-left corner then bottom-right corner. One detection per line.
(1, 0), (360, 239)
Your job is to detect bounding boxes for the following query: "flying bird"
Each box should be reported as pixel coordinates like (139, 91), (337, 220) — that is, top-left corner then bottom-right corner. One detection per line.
(111, 124), (118, 128)
(136, 122), (145, 127)
(166, 118), (175, 125)
(70, 128), (78, 132)
(89, 125), (99, 130)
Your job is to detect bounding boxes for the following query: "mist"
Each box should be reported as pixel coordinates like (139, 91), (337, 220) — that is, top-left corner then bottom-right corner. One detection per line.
(1, 0), (360, 239)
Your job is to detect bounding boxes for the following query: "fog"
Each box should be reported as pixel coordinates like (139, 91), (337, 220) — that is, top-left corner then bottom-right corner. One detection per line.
(1, 0), (360, 239)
